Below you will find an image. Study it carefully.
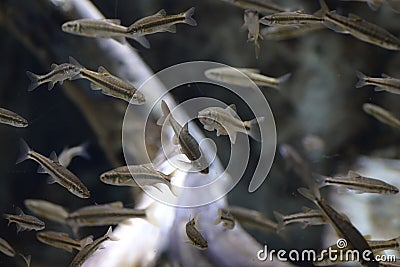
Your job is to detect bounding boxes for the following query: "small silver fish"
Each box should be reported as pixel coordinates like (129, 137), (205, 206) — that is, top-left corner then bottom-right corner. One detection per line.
(362, 103), (400, 128)
(157, 100), (210, 174)
(214, 208), (235, 229)
(0, 107), (28, 128)
(127, 8), (196, 37)
(273, 207), (326, 232)
(26, 63), (81, 91)
(16, 139), (90, 199)
(242, 9), (262, 58)
(260, 11), (324, 26)
(319, 0), (400, 50)
(0, 237), (16, 257)
(69, 57), (145, 105)
(356, 71), (400, 95)
(99, 164), (176, 194)
(185, 214), (208, 250)
(37, 231), (93, 253)
(220, 0), (290, 14)
(70, 226), (116, 267)
(24, 199), (69, 224)
(58, 142), (90, 167)
(198, 104), (264, 143)
(224, 206), (278, 232)
(260, 24), (325, 40)
(4, 207), (45, 233)
(61, 18), (150, 48)
(204, 67), (291, 90)
(317, 170), (399, 194)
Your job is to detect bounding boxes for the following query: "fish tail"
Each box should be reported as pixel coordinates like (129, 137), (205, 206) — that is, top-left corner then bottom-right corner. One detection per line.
(273, 211), (285, 233)
(104, 226), (118, 241)
(245, 117), (265, 142)
(156, 100), (171, 126)
(19, 254), (31, 267)
(355, 71), (367, 88)
(367, 0), (382, 11)
(16, 139), (31, 164)
(25, 71), (40, 91)
(276, 73), (292, 89)
(318, 0), (330, 17)
(183, 7), (197, 26)
(213, 208), (224, 225)
(298, 186), (321, 202)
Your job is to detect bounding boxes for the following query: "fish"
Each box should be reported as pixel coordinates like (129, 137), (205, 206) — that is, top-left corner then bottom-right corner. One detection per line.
(16, 139), (90, 199)
(298, 187), (378, 267)
(19, 254), (31, 267)
(319, 0), (400, 50)
(4, 207), (45, 233)
(204, 67), (291, 90)
(69, 57), (145, 105)
(58, 142), (90, 167)
(242, 9), (262, 58)
(26, 63), (81, 91)
(157, 100), (210, 174)
(316, 170), (399, 194)
(214, 208), (235, 229)
(273, 207), (326, 232)
(260, 11), (324, 26)
(61, 18), (150, 48)
(224, 206), (278, 232)
(36, 231), (93, 253)
(0, 107), (28, 128)
(362, 103), (400, 128)
(185, 214), (208, 250)
(219, 0), (290, 14)
(24, 199), (69, 224)
(0, 237), (16, 257)
(99, 164), (177, 195)
(260, 24), (325, 41)
(340, 0), (400, 13)
(127, 8), (196, 37)
(356, 71), (400, 95)
(69, 226), (117, 267)
(198, 104), (264, 143)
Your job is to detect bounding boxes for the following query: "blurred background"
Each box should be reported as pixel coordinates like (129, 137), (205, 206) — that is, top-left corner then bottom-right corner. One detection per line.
(1, 0), (400, 266)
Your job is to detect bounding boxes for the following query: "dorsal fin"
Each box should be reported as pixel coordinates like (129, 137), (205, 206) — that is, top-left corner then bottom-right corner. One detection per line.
(16, 207), (25, 216)
(51, 64), (58, 70)
(98, 66), (110, 74)
(49, 151), (59, 162)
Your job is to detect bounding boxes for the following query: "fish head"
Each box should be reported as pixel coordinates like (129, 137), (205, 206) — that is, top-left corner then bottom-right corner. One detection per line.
(130, 91), (146, 105)
(73, 185), (90, 199)
(62, 21), (80, 33)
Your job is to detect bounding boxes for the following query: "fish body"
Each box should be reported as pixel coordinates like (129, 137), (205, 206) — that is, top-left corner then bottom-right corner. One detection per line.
(4, 208), (45, 233)
(340, 0), (400, 13)
(127, 8), (196, 36)
(24, 199), (69, 224)
(204, 67), (291, 90)
(70, 227), (115, 267)
(319, 0), (400, 50)
(260, 11), (324, 26)
(362, 103), (400, 128)
(356, 71), (400, 94)
(69, 57), (145, 104)
(157, 100), (209, 174)
(243, 9), (262, 58)
(61, 18), (149, 48)
(198, 104), (264, 143)
(185, 214), (208, 250)
(220, 0), (290, 14)
(317, 171), (399, 194)
(214, 208), (235, 229)
(274, 208), (326, 232)
(261, 24), (325, 40)
(0, 237), (16, 257)
(26, 63), (81, 91)
(225, 206), (278, 232)
(58, 142), (90, 167)
(16, 139), (90, 199)
(0, 108), (28, 128)
(37, 231), (93, 253)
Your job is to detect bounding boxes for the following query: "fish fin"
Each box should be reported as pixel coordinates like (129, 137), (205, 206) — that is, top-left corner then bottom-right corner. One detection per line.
(172, 134), (179, 145)
(155, 9), (167, 17)
(213, 209), (223, 225)
(36, 165), (47, 174)
(68, 56), (84, 68)
(355, 71), (367, 88)
(26, 71), (40, 91)
(47, 176), (57, 184)
(51, 63), (58, 70)
(16, 207), (25, 215)
(203, 124), (215, 132)
(16, 139), (31, 164)
(157, 100), (171, 126)
(318, 0), (330, 16)
(183, 7), (197, 26)
(273, 211), (285, 233)
(182, 122), (189, 133)
(111, 36), (127, 44)
(227, 104), (237, 114)
(300, 223), (308, 229)
(301, 206), (312, 212)
(90, 82), (102, 90)
(336, 186), (349, 194)
(216, 127), (227, 136)
(348, 13), (363, 21)
(245, 117), (265, 142)
(104, 19), (121, 25)
(381, 73), (392, 79)
(19, 254), (31, 267)
(297, 187), (317, 202)
(276, 73), (292, 88)
(106, 201), (124, 208)
(347, 170), (361, 178)
(80, 235), (94, 248)
(165, 25), (177, 33)
(16, 224), (24, 234)
(47, 82), (55, 91)
(166, 168), (178, 181)
(226, 127), (237, 144)
(98, 66), (111, 74)
(193, 213), (202, 230)
(49, 151), (59, 162)
(367, 0), (381, 11)
(104, 226), (118, 241)
(323, 17), (349, 33)
(313, 173), (328, 188)
(132, 36), (150, 49)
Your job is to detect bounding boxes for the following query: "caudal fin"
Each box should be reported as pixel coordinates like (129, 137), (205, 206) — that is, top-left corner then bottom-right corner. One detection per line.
(273, 211), (286, 233)
(26, 71), (40, 91)
(16, 139), (31, 164)
(355, 71), (367, 88)
(245, 117), (265, 142)
(213, 208), (223, 225)
(156, 100), (171, 126)
(276, 73), (292, 89)
(183, 7), (197, 26)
